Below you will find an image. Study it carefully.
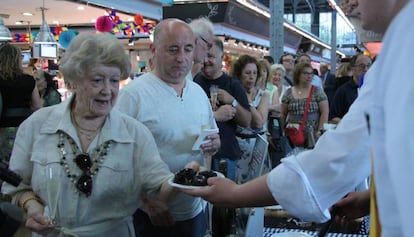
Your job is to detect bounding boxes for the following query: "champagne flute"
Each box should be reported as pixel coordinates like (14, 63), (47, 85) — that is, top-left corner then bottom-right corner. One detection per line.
(200, 124), (213, 237)
(47, 167), (60, 226)
(200, 124), (213, 170)
(209, 85), (219, 111)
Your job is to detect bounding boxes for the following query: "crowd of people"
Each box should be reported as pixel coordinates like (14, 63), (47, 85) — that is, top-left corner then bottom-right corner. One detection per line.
(1, 0), (413, 236)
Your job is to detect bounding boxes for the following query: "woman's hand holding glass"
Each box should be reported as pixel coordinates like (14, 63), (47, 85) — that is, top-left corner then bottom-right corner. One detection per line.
(25, 199), (55, 236)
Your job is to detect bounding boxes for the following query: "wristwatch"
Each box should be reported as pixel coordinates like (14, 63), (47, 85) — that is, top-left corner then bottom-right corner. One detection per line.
(231, 99), (239, 108)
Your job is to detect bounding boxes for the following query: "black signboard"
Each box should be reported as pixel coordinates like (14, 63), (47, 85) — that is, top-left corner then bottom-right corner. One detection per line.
(163, 1), (269, 38)
(163, 2), (227, 23)
(223, 1), (269, 37)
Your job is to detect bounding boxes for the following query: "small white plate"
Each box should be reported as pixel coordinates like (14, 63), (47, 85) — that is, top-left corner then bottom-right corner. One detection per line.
(168, 171), (224, 189)
(271, 232), (312, 237)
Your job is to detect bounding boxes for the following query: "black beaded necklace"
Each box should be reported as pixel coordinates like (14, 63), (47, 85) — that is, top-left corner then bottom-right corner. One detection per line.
(57, 132), (112, 195)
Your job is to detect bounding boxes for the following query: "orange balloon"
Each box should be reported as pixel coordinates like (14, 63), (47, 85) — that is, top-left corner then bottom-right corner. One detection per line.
(134, 14), (144, 25)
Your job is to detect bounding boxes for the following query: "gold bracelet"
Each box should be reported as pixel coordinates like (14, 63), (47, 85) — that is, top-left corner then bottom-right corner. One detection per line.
(21, 196), (40, 211)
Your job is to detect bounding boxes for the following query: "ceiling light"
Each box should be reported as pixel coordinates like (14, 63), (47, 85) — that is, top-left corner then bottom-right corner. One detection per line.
(0, 17), (12, 41)
(22, 12), (33, 16)
(34, 7), (56, 43)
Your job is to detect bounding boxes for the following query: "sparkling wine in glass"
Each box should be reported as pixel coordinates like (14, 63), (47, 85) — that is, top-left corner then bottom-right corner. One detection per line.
(200, 124), (212, 170)
(47, 167), (61, 226)
(209, 85), (219, 110)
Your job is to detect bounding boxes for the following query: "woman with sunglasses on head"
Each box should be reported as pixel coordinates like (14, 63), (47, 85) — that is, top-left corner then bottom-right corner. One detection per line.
(1, 33), (175, 237)
(281, 62), (329, 149)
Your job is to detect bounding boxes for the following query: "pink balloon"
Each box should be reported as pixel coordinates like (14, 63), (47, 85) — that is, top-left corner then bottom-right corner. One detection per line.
(95, 16), (114, 32)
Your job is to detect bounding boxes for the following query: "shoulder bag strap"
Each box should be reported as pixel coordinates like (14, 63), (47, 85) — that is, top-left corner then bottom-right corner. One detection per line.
(299, 85), (315, 130)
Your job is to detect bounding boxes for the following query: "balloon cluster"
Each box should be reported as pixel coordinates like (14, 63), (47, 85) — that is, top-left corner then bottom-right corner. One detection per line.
(12, 33), (31, 43)
(11, 26), (78, 43)
(11, 9), (153, 43)
(50, 26), (65, 39)
(95, 9), (156, 37)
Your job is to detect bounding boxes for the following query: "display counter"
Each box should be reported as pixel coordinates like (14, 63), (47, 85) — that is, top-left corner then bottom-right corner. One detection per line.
(244, 207), (369, 237)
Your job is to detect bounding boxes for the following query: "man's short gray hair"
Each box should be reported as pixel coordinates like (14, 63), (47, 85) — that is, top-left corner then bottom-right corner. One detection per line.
(189, 17), (214, 38)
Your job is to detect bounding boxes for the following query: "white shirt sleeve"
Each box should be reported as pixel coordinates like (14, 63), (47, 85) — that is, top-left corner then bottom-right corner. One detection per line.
(266, 65), (375, 222)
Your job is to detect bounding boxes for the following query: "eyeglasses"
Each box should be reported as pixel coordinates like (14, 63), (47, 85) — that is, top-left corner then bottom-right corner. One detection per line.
(74, 153), (93, 196)
(357, 63), (371, 70)
(199, 36), (213, 50)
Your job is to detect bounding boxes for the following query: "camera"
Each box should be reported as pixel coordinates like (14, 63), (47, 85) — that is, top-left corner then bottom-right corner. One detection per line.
(0, 159), (22, 187)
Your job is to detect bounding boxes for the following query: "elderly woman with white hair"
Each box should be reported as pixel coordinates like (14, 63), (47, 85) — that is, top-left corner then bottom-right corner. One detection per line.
(270, 63), (289, 115)
(1, 33), (175, 237)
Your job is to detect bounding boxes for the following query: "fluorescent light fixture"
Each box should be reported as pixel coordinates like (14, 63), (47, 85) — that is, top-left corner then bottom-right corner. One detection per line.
(327, 0), (354, 31)
(235, 0), (270, 18)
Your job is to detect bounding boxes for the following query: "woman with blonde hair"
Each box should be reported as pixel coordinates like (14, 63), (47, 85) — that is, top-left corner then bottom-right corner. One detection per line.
(335, 62), (353, 89)
(257, 59), (280, 114)
(269, 64), (289, 114)
(0, 44), (42, 126)
(0, 43), (42, 160)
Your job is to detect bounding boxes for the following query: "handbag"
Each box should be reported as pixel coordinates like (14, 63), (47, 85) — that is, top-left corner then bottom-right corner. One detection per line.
(285, 86), (315, 146)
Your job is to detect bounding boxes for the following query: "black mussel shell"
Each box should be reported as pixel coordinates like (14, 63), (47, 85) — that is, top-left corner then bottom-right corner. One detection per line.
(173, 168), (196, 185)
(192, 174), (207, 186)
(173, 169), (218, 186)
(198, 170), (218, 179)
